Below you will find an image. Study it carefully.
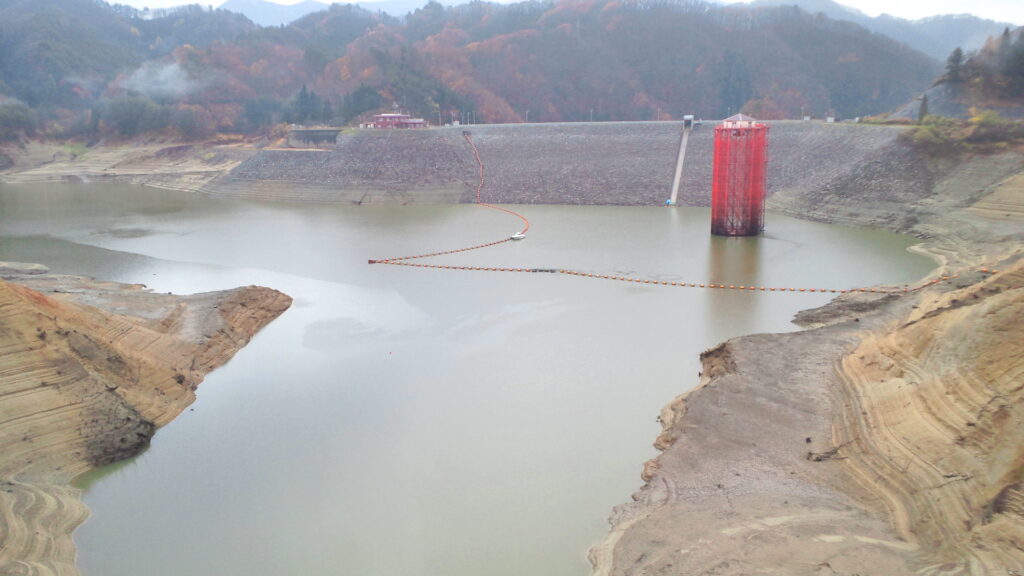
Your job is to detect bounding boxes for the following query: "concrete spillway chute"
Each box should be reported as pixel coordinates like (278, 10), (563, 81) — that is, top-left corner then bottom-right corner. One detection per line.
(667, 115), (695, 206)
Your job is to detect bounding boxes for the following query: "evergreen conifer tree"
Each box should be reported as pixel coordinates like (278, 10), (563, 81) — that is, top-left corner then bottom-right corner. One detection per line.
(946, 47), (964, 84)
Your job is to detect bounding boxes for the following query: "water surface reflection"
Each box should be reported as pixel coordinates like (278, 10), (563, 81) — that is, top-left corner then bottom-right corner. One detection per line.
(0, 183), (934, 576)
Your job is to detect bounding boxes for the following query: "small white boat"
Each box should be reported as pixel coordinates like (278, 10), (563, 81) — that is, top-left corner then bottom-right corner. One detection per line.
(510, 232), (526, 241)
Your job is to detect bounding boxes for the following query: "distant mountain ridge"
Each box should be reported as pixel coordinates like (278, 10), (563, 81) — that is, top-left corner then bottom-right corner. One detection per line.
(0, 0), (972, 138)
(217, 0), (1015, 58)
(750, 0), (1014, 60)
(217, 0), (328, 26)
(217, 0), (434, 26)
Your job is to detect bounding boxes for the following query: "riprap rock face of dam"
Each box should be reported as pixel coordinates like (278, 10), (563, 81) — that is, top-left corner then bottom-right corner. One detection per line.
(218, 122), (931, 217)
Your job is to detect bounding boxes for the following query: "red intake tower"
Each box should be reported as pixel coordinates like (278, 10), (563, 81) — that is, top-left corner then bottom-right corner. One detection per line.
(711, 114), (769, 236)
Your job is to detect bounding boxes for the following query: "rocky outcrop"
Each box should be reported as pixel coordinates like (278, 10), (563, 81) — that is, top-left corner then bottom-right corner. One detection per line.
(0, 273), (291, 576)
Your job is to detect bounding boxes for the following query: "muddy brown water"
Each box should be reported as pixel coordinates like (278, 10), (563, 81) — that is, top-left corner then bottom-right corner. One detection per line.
(0, 183), (933, 576)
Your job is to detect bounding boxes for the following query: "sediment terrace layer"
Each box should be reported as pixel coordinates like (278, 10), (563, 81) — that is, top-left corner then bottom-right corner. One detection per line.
(0, 142), (252, 193)
(0, 271), (291, 576)
(593, 260), (1024, 575)
(215, 121), (917, 205)
(591, 159), (1024, 574)
(835, 263), (1024, 572)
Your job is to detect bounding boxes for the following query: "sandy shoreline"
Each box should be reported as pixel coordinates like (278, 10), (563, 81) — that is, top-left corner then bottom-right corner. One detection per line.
(1, 126), (1023, 574)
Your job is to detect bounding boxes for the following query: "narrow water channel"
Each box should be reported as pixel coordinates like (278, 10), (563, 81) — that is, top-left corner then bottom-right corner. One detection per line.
(0, 183), (934, 576)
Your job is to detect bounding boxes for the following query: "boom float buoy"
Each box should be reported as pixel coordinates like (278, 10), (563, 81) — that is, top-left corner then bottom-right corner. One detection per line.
(367, 133), (988, 295)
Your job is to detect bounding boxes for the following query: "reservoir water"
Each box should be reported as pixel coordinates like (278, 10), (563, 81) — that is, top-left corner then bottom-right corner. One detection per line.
(0, 183), (934, 576)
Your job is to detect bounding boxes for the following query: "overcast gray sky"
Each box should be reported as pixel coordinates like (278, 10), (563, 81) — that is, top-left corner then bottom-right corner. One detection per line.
(125, 0), (1024, 26)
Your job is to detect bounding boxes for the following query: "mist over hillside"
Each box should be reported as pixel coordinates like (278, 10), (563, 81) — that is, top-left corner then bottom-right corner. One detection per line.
(0, 0), (970, 139)
(750, 0), (1014, 60)
(218, 0), (432, 25)
(0, 0), (255, 109)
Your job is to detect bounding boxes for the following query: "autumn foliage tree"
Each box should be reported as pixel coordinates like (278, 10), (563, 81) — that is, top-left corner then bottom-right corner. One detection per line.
(937, 28), (1024, 100)
(1, 0), (950, 136)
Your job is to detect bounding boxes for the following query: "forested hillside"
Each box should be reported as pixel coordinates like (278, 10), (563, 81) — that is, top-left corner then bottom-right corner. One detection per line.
(0, 0), (255, 108)
(943, 28), (1024, 100)
(0, 0), (947, 139)
(889, 28), (1024, 125)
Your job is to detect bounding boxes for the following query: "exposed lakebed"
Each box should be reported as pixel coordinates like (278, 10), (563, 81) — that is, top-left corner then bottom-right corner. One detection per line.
(0, 183), (934, 576)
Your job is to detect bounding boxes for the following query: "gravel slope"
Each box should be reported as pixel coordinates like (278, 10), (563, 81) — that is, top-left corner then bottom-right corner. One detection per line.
(219, 121), (916, 207)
